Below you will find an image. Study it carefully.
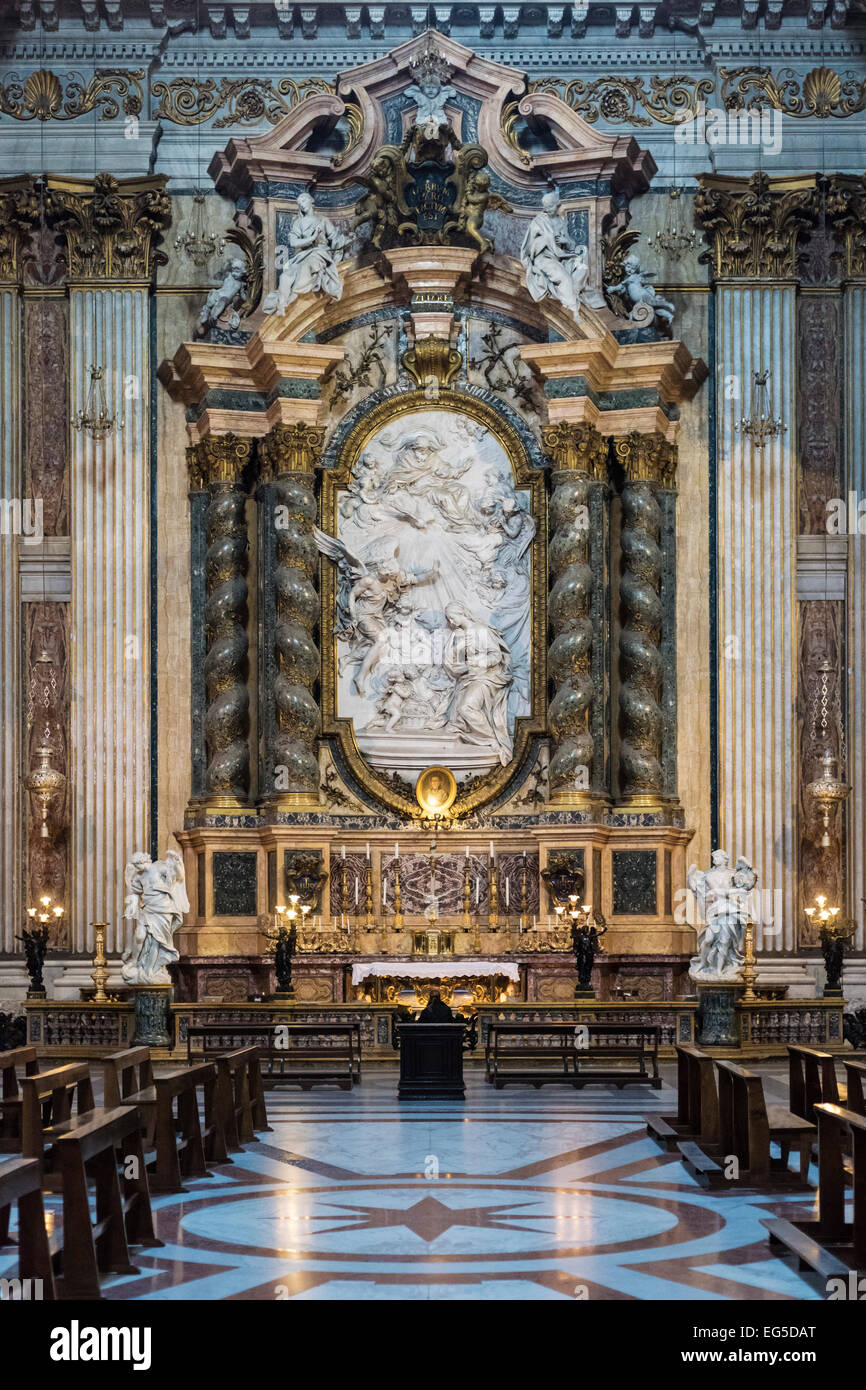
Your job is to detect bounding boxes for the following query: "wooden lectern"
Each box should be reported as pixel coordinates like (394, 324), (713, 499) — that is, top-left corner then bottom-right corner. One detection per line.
(395, 1023), (467, 1100)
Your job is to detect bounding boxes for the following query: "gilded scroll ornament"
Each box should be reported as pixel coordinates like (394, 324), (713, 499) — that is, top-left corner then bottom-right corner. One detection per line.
(45, 172), (171, 280)
(401, 337), (462, 390)
(527, 74), (714, 127)
(720, 66), (866, 120)
(0, 67), (143, 121)
(694, 171), (818, 280)
(151, 75), (335, 127)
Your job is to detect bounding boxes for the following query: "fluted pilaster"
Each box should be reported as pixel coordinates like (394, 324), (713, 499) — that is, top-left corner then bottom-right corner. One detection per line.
(259, 423), (323, 808)
(193, 434), (253, 808)
(615, 433), (676, 806)
(543, 423), (607, 805)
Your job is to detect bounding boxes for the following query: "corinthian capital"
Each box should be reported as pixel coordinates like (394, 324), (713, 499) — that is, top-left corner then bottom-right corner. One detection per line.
(825, 173), (866, 280)
(542, 422), (608, 478)
(191, 433), (253, 487)
(695, 171), (818, 280)
(260, 423), (325, 478)
(44, 172), (171, 281)
(0, 176), (39, 283)
(614, 432), (677, 487)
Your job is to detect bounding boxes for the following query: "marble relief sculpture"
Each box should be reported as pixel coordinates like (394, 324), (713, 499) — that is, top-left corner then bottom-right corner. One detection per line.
(121, 849), (188, 985)
(606, 253), (675, 328)
(520, 191), (589, 323)
(262, 192), (348, 315)
(316, 409), (534, 781)
(687, 850), (758, 983)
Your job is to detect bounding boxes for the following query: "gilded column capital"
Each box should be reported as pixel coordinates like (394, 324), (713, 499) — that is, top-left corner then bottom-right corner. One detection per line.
(260, 422), (325, 478)
(542, 422), (607, 479)
(0, 176), (40, 283)
(825, 174), (866, 280)
(44, 172), (171, 281)
(192, 433), (253, 487)
(613, 432), (677, 487)
(694, 171), (818, 280)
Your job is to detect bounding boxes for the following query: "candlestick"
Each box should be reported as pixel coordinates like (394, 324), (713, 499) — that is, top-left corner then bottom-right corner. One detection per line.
(365, 861), (374, 929)
(488, 854), (499, 930)
(520, 859), (528, 932)
(462, 858), (472, 928)
(91, 922), (109, 1003)
(393, 861), (404, 930)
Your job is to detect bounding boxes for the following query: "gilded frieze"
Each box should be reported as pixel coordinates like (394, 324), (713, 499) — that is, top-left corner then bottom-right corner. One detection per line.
(525, 74), (714, 127)
(720, 65), (866, 121)
(151, 75), (335, 127)
(0, 67), (143, 121)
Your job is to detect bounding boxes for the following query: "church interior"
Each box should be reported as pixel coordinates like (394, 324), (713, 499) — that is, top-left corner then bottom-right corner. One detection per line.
(1, 0), (866, 1341)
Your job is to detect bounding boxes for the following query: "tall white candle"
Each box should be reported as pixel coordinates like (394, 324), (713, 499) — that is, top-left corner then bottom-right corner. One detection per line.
(355, 876), (359, 905)
(489, 840), (494, 858)
(365, 842), (370, 860)
(341, 844), (346, 860)
(465, 845), (469, 859)
(382, 880), (387, 908)
(505, 879), (510, 907)
(395, 841), (399, 860)
(475, 877), (480, 907)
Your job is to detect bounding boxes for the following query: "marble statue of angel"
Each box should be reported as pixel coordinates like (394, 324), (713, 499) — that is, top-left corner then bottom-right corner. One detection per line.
(262, 193), (348, 316)
(520, 191), (589, 324)
(687, 849), (757, 983)
(314, 527), (439, 696)
(121, 848), (188, 986)
(197, 256), (247, 337)
(606, 253), (675, 328)
(405, 73), (457, 143)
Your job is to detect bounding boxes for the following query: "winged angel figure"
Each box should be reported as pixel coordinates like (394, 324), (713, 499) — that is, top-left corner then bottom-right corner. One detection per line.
(313, 526), (439, 696)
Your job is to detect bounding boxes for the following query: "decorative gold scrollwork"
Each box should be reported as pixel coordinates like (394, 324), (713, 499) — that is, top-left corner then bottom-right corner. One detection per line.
(0, 67), (143, 121)
(526, 73), (714, 127)
(720, 65), (866, 120)
(151, 75), (335, 127)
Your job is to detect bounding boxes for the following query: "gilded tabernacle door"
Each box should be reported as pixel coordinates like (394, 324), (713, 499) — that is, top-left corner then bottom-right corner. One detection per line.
(318, 392), (547, 819)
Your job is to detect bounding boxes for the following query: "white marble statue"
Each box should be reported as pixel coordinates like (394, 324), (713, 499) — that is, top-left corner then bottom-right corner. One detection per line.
(607, 253), (675, 328)
(405, 72), (457, 143)
(687, 850), (758, 983)
(121, 849), (188, 986)
(520, 191), (589, 324)
(317, 409), (533, 781)
(198, 256), (247, 335)
(262, 193), (348, 315)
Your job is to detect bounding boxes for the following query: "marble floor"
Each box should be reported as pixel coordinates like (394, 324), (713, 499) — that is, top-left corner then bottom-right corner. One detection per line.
(1, 1065), (830, 1302)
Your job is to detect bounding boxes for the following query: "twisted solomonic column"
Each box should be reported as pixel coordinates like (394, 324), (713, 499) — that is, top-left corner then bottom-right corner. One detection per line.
(195, 434), (253, 807)
(614, 432), (676, 806)
(543, 423), (608, 805)
(260, 423), (324, 808)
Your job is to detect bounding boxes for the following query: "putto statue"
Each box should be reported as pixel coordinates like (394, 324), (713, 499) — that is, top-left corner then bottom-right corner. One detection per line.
(606, 253), (675, 329)
(520, 191), (589, 324)
(404, 43), (457, 162)
(262, 192), (348, 315)
(196, 256), (247, 337)
(687, 850), (757, 983)
(121, 849), (188, 986)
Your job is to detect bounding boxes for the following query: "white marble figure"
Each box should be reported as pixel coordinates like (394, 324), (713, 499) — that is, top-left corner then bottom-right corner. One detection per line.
(442, 602), (512, 765)
(687, 850), (758, 983)
(405, 74), (457, 143)
(198, 256), (247, 335)
(121, 849), (188, 986)
(520, 191), (589, 324)
(262, 193), (348, 315)
(607, 254), (675, 328)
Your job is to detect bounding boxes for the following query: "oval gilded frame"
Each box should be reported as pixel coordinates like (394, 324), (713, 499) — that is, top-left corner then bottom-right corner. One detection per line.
(319, 389), (548, 820)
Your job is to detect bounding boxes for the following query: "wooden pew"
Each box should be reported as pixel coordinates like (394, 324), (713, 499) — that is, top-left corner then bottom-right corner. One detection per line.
(21, 1063), (98, 1183)
(765, 1102), (866, 1280)
(679, 1059), (815, 1188)
(0, 1157), (56, 1299)
(648, 1044), (720, 1152)
(844, 1059), (866, 1117)
(214, 1048), (270, 1152)
(186, 1022), (362, 1088)
(787, 1044), (847, 1123)
(104, 1049), (228, 1186)
(0, 1046), (40, 1153)
(55, 1107), (163, 1299)
(486, 1021), (661, 1090)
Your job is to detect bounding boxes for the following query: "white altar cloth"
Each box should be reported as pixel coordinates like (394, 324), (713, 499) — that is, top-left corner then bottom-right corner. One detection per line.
(351, 959), (520, 986)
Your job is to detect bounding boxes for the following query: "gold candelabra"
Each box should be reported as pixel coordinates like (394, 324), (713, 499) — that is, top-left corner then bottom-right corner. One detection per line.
(393, 862), (404, 930)
(741, 919), (758, 1002)
(488, 854), (499, 929)
(91, 922), (109, 1003)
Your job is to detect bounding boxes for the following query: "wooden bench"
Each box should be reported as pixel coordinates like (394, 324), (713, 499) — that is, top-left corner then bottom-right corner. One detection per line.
(0, 1046), (40, 1153)
(103, 1047), (156, 1143)
(679, 1059), (815, 1188)
(648, 1043), (720, 1152)
(485, 1022), (661, 1090)
(844, 1059), (866, 1117)
(788, 1044), (847, 1123)
(765, 1102), (866, 1280)
(21, 1063), (99, 1183)
(55, 1106), (163, 1299)
(0, 1157), (56, 1299)
(186, 1022), (362, 1088)
(214, 1048), (270, 1151)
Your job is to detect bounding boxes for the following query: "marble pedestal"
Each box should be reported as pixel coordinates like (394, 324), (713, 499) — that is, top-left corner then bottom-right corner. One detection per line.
(696, 982), (741, 1047)
(129, 984), (173, 1047)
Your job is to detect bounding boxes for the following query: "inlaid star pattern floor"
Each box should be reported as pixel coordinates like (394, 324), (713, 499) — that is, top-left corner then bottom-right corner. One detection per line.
(0, 1067), (830, 1301)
